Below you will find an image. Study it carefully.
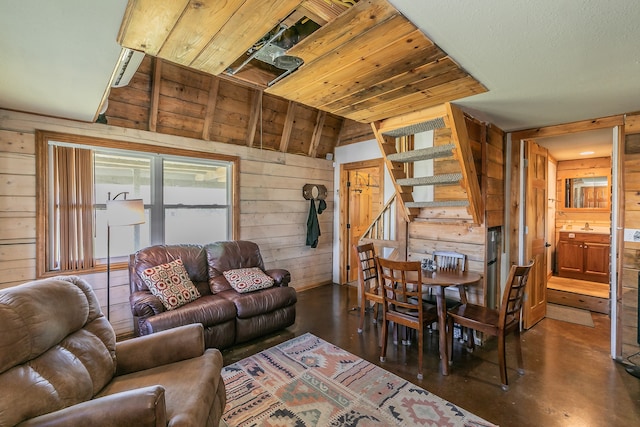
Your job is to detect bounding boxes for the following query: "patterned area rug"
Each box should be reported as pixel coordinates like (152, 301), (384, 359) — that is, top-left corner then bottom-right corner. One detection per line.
(222, 333), (497, 427)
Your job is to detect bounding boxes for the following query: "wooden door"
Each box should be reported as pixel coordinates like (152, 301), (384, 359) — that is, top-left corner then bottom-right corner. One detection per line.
(524, 141), (548, 329)
(340, 159), (384, 284)
(348, 169), (376, 282)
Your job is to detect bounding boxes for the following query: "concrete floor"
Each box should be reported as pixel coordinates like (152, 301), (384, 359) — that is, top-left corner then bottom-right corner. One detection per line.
(222, 283), (640, 427)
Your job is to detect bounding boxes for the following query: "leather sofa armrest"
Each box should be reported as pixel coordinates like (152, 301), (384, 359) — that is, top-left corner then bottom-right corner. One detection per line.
(115, 324), (205, 376)
(19, 386), (166, 427)
(266, 268), (291, 286)
(130, 291), (165, 317)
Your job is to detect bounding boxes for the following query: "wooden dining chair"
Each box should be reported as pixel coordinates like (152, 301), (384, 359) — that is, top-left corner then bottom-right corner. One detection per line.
(354, 243), (384, 334)
(377, 257), (438, 380)
(433, 251), (466, 272)
(446, 261), (534, 390)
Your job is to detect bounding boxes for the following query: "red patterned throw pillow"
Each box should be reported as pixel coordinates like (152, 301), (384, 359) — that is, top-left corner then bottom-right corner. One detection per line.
(140, 259), (201, 310)
(223, 267), (274, 293)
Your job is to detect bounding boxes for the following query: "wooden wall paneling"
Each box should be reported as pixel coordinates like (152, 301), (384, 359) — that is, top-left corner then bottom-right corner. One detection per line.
(337, 119), (374, 146)
(0, 129), (35, 154)
(625, 113), (640, 135)
(313, 114), (339, 159)
(240, 151), (334, 289)
(105, 100), (149, 130)
(511, 115), (624, 141)
(414, 206), (471, 221)
(156, 112), (204, 140)
(625, 133), (640, 154)
(0, 129), (36, 289)
(407, 221), (486, 303)
(255, 95), (287, 151)
(289, 104), (316, 156)
(107, 56), (152, 130)
(0, 109), (334, 337)
(556, 156), (611, 171)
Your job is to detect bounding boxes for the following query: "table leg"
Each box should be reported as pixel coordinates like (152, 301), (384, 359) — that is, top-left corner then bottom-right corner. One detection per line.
(436, 286), (449, 375)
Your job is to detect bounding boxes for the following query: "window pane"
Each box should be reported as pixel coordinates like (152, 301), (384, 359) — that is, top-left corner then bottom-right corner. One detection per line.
(94, 208), (150, 260)
(164, 208), (228, 245)
(163, 159), (230, 244)
(94, 152), (151, 259)
(163, 160), (228, 205)
(94, 153), (151, 204)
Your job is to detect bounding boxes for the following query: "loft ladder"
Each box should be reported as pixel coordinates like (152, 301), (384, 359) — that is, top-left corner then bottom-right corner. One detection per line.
(371, 102), (483, 225)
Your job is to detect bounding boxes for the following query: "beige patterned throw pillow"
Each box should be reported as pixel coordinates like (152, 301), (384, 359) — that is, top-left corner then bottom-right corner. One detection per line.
(140, 259), (201, 310)
(223, 267), (274, 293)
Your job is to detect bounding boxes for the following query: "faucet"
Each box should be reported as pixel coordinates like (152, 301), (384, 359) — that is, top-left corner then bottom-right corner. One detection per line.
(582, 222), (592, 230)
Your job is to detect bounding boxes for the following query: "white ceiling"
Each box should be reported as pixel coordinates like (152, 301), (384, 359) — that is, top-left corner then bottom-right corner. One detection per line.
(1, 0), (638, 158)
(0, 0), (128, 122)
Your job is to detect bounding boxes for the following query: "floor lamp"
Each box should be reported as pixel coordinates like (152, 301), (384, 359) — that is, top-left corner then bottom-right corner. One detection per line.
(106, 192), (145, 321)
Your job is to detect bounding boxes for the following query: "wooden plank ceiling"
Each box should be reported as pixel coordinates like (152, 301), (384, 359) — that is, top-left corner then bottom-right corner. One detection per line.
(118, 0), (487, 124)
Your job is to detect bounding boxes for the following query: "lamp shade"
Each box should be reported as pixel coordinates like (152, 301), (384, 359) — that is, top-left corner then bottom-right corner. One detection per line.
(106, 199), (145, 226)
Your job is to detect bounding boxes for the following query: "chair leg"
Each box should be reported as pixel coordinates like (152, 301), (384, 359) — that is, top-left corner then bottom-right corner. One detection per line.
(417, 327), (423, 380)
(465, 327), (475, 351)
(380, 316), (388, 362)
(447, 316), (454, 365)
(358, 299), (366, 333)
(498, 332), (508, 391)
(373, 302), (379, 324)
(514, 328), (525, 376)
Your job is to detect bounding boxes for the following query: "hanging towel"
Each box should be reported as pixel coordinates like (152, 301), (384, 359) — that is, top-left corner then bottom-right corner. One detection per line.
(306, 199), (321, 248)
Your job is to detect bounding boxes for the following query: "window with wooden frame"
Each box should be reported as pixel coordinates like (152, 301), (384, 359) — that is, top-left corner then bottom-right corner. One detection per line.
(36, 131), (239, 277)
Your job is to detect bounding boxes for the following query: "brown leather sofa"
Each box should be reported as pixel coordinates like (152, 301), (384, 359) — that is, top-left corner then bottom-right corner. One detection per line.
(0, 275), (225, 427)
(128, 240), (297, 349)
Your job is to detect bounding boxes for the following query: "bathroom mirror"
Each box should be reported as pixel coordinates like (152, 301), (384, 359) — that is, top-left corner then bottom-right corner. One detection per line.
(564, 176), (609, 209)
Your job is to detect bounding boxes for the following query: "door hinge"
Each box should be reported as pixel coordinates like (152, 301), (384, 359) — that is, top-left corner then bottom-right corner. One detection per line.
(346, 265), (350, 271)
(347, 223), (351, 229)
(523, 158), (529, 167)
(347, 181), (351, 188)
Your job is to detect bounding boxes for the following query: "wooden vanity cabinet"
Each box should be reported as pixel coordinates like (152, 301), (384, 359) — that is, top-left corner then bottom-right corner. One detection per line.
(557, 232), (610, 283)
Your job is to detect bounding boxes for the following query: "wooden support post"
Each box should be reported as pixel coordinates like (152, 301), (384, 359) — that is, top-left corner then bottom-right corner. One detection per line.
(308, 110), (326, 158)
(279, 101), (296, 152)
(148, 58), (162, 133)
(202, 77), (220, 141)
(246, 89), (262, 147)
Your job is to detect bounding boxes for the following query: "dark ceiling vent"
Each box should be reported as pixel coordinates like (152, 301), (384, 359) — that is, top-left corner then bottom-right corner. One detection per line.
(228, 18), (319, 86)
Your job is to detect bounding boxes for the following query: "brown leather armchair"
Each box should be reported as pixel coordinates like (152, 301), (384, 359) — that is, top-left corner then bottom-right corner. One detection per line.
(0, 276), (225, 427)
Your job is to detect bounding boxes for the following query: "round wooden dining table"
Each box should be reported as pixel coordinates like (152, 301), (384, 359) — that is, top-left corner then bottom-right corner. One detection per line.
(421, 269), (482, 375)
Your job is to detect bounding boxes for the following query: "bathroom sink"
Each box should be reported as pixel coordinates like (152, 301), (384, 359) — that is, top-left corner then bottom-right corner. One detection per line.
(567, 227), (610, 234)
